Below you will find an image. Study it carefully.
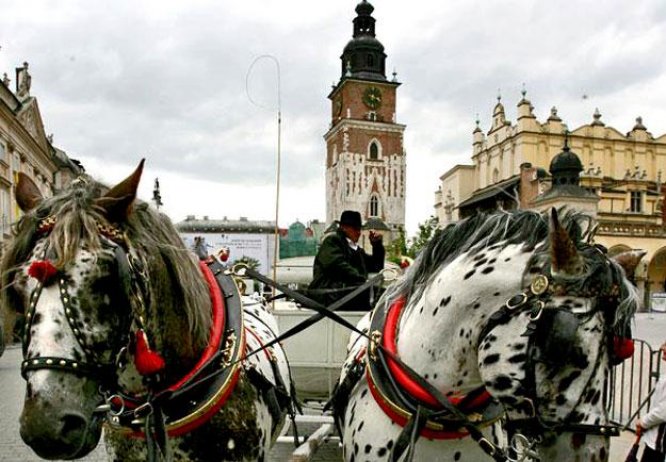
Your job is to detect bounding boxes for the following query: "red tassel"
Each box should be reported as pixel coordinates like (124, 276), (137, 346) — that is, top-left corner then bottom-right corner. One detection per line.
(217, 247), (230, 262)
(134, 330), (165, 376)
(613, 336), (634, 362)
(28, 260), (59, 285)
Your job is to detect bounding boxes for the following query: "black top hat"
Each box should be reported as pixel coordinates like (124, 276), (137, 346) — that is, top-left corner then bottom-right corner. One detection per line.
(339, 210), (363, 229)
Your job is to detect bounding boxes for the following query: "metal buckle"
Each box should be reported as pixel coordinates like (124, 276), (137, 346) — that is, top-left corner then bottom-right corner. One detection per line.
(529, 301), (545, 321)
(220, 331), (237, 366)
(369, 330), (382, 361)
(106, 394), (125, 417)
(133, 402), (154, 419)
(505, 293), (528, 310)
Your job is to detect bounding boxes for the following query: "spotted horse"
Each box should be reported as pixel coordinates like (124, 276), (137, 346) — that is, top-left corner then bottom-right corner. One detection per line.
(0, 160), (296, 461)
(330, 209), (641, 461)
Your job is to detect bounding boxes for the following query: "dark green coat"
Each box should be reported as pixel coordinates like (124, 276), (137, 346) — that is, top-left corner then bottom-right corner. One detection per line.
(309, 229), (385, 310)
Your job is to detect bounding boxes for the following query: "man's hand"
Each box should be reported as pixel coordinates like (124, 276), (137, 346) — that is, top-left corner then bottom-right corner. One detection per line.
(369, 231), (383, 244)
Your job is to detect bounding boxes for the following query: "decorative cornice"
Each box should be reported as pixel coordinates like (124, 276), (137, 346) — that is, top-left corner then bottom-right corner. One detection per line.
(324, 118), (406, 141)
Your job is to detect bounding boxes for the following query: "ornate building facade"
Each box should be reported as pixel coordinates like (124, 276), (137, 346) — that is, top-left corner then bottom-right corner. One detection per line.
(435, 92), (666, 304)
(0, 62), (81, 247)
(324, 0), (406, 243)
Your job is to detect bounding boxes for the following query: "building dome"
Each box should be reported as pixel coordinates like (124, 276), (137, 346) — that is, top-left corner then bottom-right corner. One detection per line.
(549, 141), (583, 186)
(343, 35), (385, 55)
(356, 0), (374, 15)
(339, 0), (387, 81)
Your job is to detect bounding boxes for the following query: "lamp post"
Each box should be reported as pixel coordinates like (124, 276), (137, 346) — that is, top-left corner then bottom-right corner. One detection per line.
(246, 55), (281, 306)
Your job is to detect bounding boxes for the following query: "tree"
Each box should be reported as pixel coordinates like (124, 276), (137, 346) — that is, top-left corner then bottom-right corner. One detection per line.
(386, 226), (408, 265)
(407, 215), (438, 258)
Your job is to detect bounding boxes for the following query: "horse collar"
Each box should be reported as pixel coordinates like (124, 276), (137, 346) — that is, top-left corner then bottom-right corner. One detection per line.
(364, 296), (502, 439)
(104, 259), (246, 438)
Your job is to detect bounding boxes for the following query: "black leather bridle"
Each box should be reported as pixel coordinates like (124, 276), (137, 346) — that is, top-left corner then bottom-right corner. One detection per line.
(479, 254), (622, 441)
(20, 218), (149, 387)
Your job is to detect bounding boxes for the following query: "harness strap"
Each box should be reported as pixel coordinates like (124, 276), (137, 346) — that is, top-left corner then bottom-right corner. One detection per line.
(144, 404), (170, 462)
(391, 405), (430, 462)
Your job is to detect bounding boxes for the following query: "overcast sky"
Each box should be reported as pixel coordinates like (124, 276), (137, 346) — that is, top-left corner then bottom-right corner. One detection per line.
(2, 0), (666, 235)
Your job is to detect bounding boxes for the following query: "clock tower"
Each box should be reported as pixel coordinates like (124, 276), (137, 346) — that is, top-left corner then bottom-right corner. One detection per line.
(324, 0), (406, 242)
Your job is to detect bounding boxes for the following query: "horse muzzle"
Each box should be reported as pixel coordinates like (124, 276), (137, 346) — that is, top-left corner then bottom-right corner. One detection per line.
(20, 397), (102, 460)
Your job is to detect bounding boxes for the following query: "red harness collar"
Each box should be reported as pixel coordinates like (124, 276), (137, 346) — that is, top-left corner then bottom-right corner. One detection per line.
(366, 296), (492, 439)
(113, 262), (243, 437)
(168, 262), (228, 391)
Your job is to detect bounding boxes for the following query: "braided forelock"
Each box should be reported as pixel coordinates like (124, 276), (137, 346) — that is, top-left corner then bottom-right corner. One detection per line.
(46, 191), (105, 268)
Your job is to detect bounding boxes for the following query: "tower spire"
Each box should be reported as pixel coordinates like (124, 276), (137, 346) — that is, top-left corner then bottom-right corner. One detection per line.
(340, 1), (387, 81)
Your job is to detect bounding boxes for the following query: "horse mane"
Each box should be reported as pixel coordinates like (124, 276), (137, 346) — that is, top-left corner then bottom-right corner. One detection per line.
(1, 176), (211, 360)
(385, 208), (637, 332)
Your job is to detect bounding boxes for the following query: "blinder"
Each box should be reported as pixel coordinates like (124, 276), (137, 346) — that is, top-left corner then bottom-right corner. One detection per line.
(532, 308), (581, 367)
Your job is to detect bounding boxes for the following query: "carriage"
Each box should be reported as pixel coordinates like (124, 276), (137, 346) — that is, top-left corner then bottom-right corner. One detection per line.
(0, 160), (644, 462)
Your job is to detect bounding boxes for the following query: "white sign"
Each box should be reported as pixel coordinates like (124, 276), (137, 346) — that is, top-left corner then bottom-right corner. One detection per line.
(180, 232), (274, 275)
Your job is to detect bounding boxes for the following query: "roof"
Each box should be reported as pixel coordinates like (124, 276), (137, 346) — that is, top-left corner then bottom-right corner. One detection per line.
(176, 217), (276, 233)
(364, 217), (390, 231)
(536, 184), (598, 201)
(457, 176), (520, 210)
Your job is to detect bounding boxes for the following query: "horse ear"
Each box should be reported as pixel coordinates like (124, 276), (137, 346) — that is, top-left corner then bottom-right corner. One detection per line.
(96, 159), (145, 223)
(16, 172), (44, 212)
(611, 249), (646, 280)
(549, 208), (583, 275)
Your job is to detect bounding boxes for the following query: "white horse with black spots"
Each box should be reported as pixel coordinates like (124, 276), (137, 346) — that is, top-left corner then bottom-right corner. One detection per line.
(332, 209), (640, 462)
(1, 161), (295, 461)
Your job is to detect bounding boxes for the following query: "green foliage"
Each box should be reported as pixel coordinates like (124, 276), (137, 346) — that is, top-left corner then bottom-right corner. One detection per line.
(234, 255), (261, 270)
(407, 215), (438, 258)
(386, 227), (408, 263)
(386, 217), (439, 261)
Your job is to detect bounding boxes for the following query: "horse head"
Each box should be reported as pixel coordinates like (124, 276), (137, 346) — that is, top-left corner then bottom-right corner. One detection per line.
(1, 161), (211, 459)
(474, 208), (641, 460)
(1, 163), (146, 458)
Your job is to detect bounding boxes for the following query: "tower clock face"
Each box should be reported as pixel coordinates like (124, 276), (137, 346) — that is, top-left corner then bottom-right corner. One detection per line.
(363, 86), (382, 110)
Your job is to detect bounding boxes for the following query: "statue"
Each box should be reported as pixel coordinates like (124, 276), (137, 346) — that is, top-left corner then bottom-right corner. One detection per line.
(16, 62), (31, 99)
(2, 73), (9, 87)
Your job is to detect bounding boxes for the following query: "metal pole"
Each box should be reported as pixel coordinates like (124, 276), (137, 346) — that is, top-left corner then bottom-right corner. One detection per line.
(246, 55), (281, 307)
(274, 84), (281, 308)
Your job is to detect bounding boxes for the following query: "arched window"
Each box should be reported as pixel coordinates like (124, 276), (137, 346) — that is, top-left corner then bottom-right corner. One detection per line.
(370, 195), (379, 217)
(492, 168), (499, 183)
(369, 142), (379, 160)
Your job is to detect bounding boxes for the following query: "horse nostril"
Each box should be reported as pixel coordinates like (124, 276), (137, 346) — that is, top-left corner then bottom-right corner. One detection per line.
(60, 413), (87, 440)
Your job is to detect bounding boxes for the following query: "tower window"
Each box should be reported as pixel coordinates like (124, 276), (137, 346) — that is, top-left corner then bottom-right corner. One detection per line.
(369, 141), (379, 160)
(370, 195), (379, 217)
(367, 54), (374, 67)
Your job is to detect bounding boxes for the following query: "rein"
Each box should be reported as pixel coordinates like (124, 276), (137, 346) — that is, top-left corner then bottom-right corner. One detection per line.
(240, 266), (510, 462)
